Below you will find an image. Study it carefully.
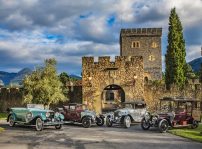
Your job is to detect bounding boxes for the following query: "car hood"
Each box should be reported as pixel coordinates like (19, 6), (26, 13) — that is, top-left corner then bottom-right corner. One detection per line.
(115, 108), (131, 113)
(11, 107), (53, 113)
(82, 110), (96, 116)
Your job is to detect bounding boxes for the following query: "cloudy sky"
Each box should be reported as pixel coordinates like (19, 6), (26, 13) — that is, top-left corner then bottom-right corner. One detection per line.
(0, 0), (201, 75)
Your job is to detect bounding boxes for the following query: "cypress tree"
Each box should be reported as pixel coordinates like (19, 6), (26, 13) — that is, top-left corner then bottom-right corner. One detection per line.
(165, 8), (186, 89)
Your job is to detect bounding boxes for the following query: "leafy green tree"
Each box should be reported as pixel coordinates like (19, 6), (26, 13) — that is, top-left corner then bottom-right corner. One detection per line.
(165, 8), (186, 89)
(59, 72), (70, 97)
(23, 58), (66, 107)
(59, 72), (70, 84)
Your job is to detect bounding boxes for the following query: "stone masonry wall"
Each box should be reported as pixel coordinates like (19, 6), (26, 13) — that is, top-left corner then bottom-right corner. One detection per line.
(82, 56), (144, 113)
(120, 28), (162, 80)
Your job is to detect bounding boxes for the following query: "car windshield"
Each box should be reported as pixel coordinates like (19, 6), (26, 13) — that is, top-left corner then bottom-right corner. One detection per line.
(76, 105), (88, 110)
(123, 104), (133, 108)
(70, 105), (76, 110)
(135, 103), (146, 109)
(27, 104), (44, 109)
(159, 101), (173, 112)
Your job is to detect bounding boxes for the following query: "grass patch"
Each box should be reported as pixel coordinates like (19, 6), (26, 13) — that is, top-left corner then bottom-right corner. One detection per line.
(0, 127), (4, 133)
(0, 113), (7, 120)
(169, 124), (202, 143)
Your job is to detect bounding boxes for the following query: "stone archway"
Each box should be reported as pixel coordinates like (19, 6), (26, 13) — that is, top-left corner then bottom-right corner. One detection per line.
(101, 84), (125, 112)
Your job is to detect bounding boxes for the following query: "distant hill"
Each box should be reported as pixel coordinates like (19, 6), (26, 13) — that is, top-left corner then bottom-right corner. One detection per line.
(0, 71), (17, 85)
(0, 68), (32, 86)
(188, 57), (202, 72)
(10, 68), (32, 85)
(69, 74), (82, 80)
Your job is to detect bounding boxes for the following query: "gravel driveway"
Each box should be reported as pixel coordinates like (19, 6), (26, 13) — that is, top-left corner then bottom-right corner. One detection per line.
(0, 120), (201, 149)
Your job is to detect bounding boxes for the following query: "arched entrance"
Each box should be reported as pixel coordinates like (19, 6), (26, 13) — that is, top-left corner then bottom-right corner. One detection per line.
(101, 84), (125, 112)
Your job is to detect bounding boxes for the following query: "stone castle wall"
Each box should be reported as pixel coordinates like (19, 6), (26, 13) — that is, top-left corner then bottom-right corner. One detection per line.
(82, 56), (144, 113)
(0, 88), (24, 112)
(120, 28), (162, 80)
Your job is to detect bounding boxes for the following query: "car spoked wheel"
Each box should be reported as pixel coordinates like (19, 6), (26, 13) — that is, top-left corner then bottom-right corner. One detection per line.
(106, 117), (113, 127)
(96, 117), (104, 126)
(55, 124), (62, 129)
(159, 119), (169, 133)
(191, 120), (199, 129)
(124, 116), (131, 128)
(141, 118), (150, 130)
(35, 118), (44, 131)
(82, 117), (91, 128)
(8, 115), (15, 127)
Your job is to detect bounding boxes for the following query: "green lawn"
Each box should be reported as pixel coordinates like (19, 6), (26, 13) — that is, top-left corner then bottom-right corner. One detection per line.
(169, 124), (202, 143)
(0, 113), (7, 120)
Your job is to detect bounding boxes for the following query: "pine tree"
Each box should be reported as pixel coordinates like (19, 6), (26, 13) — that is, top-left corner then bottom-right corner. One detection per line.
(165, 8), (186, 89)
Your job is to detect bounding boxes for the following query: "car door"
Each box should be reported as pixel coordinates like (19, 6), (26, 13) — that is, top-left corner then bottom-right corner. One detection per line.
(63, 106), (71, 120)
(15, 108), (28, 122)
(69, 105), (77, 121)
(132, 104), (146, 122)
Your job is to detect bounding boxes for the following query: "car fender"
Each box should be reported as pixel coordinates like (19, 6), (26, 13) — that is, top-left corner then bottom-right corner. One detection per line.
(59, 113), (64, 120)
(127, 115), (133, 121)
(30, 115), (45, 125)
(120, 114), (132, 122)
(158, 118), (171, 126)
(98, 114), (105, 118)
(81, 115), (92, 122)
(7, 113), (16, 122)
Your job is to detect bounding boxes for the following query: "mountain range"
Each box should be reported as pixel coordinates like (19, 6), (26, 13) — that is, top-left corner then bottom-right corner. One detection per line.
(188, 57), (202, 72)
(0, 57), (200, 86)
(0, 68), (82, 86)
(0, 68), (32, 86)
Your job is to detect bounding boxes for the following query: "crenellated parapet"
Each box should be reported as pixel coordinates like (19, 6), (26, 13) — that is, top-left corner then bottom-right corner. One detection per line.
(120, 28), (162, 37)
(82, 56), (143, 68)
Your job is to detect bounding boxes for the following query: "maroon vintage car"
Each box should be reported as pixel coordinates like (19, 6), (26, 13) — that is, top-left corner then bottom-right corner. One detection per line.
(141, 97), (202, 132)
(57, 103), (105, 128)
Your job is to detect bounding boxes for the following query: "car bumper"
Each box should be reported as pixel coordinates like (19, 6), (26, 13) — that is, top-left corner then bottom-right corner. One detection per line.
(110, 116), (122, 124)
(43, 121), (64, 126)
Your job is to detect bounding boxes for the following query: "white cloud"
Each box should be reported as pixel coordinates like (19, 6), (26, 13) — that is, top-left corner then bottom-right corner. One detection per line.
(0, 0), (202, 73)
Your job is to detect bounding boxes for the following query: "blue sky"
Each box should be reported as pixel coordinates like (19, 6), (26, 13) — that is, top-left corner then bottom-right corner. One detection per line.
(0, 0), (202, 75)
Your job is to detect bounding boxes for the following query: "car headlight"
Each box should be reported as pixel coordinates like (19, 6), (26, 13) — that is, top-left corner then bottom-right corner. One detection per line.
(144, 112), (150, 120)
(46, 112), (50, 118)
(26, 112), (33, 119)
(118, 112), (124, 117)
(55, 112), (60, 117)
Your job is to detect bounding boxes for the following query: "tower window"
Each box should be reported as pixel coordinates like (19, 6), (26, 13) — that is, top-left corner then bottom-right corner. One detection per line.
(131, 41), (140, 48)
(149, 55), (155, 61)
(151, 42), (157, 48)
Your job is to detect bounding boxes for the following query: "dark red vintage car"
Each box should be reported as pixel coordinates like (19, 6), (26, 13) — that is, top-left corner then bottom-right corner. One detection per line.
(57, 103), (104, 128)
(141, 97), (202, 132)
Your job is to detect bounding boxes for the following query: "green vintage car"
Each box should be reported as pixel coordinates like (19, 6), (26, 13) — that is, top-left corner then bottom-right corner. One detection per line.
(7, 104), (64, 131)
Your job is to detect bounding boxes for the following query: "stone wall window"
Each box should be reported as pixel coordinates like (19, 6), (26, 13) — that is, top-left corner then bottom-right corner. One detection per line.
(131, 41), (140, 48)
(151, 42), (157, 48)
(149, 55), (155, 61)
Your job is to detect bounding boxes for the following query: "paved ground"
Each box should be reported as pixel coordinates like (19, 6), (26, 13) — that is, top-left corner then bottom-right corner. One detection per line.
(0, 120), (202, 149)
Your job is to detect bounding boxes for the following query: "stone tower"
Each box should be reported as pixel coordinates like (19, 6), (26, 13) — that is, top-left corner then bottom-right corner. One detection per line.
(120, 28), (162, 80)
